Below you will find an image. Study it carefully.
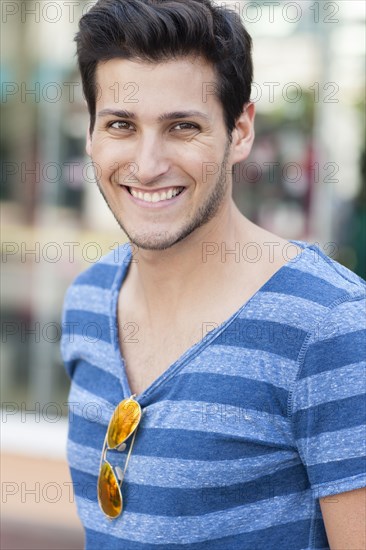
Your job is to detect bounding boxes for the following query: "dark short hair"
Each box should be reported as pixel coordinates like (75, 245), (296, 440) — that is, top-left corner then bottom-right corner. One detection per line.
(75, 0), (253, 138)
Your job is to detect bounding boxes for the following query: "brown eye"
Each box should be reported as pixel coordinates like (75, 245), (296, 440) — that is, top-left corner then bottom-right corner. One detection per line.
(173, 122), (199, 131)
(109, 121), (133, 130)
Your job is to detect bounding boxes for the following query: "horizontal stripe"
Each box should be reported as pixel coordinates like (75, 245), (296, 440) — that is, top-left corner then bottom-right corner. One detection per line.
(99, 244), (131, 266)
(73, 463), (311, 515)
(68, 439), (300, 488)
(70, 359), (122, 401)
(135, 426), (294, 460)
(161, 372), (289, 417)
(314, 297), (366, 338)
(293, 394), (366, 439)
(85, 518), (313, 549)
(68, 382), (120, 426)
(68, 414), (292, 461)
(68, 409), (106, 449)
(213, 319), (306, 359)
(62, 335), (118, 378)
(287, 247), (363, 292)
(67, 440), (100, 476)
(183, 347), (296, 389)
(76, 492), (313, 544)
(292, 362), (365, 412)
(63, 310), (113, 344)
(297, 423), (366, 465)
(63, 285), (112, 316)
(309, 458), (366, 492)
(240, 291), (327, 330)
(128, 451), (301, 489)
(141, 400), (293, 447)
(263, 267), (347, 306)
(73, 263), (120, 289)
(299, 330), (366, 377)
(68, 404), (295, 460)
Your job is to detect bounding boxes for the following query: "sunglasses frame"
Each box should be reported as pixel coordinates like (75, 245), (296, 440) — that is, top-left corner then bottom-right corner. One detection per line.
(97, 394), (142, 519)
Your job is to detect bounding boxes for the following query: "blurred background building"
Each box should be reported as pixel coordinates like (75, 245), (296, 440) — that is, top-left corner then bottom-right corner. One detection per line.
(1, 0), (365, 548)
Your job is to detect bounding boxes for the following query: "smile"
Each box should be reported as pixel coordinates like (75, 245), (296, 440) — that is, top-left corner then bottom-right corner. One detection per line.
(127, 186), (185, 203)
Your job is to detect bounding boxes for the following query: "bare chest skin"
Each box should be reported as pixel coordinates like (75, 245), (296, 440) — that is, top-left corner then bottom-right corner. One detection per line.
(118, 304), (210, 395)
(117, 246), (297, 396)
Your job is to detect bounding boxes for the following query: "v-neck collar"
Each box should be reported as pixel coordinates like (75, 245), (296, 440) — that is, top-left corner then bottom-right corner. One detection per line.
(109, 240), (310, 406)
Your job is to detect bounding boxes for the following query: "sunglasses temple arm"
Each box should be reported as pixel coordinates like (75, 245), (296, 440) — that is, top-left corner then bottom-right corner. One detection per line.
(119, 427), (138, 483)
(99, 431), (109, 470)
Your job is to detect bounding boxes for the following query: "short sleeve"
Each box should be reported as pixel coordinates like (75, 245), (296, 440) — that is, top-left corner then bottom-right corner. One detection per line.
(290, 295), (366, 499)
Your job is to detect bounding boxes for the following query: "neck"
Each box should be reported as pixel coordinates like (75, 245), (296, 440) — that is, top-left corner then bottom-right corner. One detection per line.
(124, 199), (255, 317)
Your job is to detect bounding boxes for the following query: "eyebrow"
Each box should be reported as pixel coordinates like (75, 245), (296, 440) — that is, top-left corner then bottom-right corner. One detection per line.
(97, 108), (211, 123)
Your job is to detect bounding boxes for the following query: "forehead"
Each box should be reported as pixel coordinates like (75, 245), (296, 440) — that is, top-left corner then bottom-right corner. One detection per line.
(94, 56), (223, 117)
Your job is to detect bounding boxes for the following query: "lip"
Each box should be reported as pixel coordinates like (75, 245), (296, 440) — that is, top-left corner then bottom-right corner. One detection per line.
(120, 185), (186, 208)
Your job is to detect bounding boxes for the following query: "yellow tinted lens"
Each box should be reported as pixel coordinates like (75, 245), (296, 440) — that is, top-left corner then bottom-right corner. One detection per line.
(98, 462), (122, 518)
(107, 398), (141, 448)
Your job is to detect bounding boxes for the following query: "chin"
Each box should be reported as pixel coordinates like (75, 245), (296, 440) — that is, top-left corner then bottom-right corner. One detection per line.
(127, 232), (180, 251)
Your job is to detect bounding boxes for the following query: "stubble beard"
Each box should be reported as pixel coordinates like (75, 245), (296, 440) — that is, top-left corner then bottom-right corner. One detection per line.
(93, 139), (232, 251)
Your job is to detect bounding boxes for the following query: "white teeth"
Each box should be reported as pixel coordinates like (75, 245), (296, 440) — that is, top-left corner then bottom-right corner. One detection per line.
(130, 187), (183, 203)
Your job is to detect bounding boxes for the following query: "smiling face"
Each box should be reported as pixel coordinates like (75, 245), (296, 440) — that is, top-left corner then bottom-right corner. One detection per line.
(87, 56), (246, 250)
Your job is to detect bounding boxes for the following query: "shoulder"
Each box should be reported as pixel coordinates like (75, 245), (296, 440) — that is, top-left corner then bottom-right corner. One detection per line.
(69, 242), (132, 290)
(257, 242), (365, 355)
(60, 243), (132, 377)
(287, 242), (365, 395)
(280, 241), (366, 308)
(62, 242), (132, 312)
(288, 240), (365, 354)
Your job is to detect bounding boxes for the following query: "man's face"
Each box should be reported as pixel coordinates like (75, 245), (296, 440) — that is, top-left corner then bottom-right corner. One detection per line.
(87, 56), (239, 250)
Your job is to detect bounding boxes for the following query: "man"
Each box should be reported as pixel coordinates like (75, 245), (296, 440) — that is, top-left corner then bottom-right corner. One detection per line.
(61, 0), (366, 548)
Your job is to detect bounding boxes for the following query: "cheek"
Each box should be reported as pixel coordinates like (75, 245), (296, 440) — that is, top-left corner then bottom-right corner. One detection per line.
(178, 146), (221, 179)
(92, 140), (126, 181)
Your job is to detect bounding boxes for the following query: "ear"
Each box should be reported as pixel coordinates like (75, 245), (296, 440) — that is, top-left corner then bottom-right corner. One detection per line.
(86, 124), (92, 157)
(230, 102), (255, 165)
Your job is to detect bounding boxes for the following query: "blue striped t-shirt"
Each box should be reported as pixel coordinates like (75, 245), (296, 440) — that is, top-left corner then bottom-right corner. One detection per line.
(61, 240), (366, 549)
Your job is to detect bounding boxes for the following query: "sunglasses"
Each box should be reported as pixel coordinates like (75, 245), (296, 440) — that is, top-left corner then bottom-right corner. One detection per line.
(97, 394), (142, 519)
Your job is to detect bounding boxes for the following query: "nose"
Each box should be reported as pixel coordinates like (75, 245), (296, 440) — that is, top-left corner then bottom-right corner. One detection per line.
(128, 132), (171, 186)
